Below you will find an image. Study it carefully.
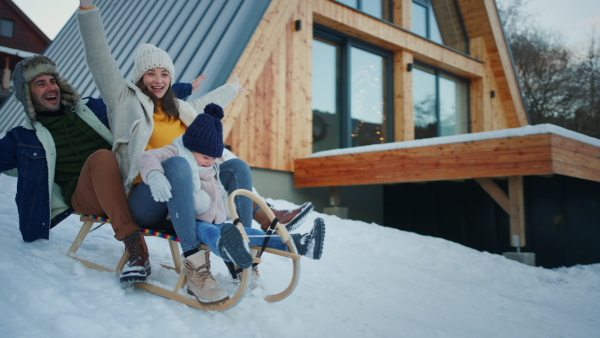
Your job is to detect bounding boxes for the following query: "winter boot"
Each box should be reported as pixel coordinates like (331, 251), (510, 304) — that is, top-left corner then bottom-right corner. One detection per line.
(120, 232), (151, 283)
(233, 249), (261, 289)
(291, 217), (326, 260)
(218, 223), (253, 269)
(183, 250), (229, 304)
(253, 201), (314, 232)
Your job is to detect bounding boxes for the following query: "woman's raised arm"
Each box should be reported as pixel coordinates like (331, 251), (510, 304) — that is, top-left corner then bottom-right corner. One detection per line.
(77, 1), (129, 110)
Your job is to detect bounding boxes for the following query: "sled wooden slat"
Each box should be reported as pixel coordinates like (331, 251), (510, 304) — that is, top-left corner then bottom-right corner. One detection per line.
(67, 189), (301, 310)
(133, 268), (251, 312)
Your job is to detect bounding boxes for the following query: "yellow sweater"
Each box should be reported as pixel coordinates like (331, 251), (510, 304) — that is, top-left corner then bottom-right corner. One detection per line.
(132, 103), (187, 186)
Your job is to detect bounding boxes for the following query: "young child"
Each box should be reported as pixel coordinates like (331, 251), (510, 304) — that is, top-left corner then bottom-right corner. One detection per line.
(138, 103), (325, 303)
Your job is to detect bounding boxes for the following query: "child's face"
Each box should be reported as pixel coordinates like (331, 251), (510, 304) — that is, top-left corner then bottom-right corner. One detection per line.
(192, 151), (216, 167)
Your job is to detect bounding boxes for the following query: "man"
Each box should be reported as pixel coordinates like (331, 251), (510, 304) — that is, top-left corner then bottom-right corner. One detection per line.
(0, 55), (148, 283)
(1, 55), (312, 282)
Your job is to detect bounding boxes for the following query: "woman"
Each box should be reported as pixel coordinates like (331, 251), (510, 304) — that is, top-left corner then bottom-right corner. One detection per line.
(77, 1), (252, 304)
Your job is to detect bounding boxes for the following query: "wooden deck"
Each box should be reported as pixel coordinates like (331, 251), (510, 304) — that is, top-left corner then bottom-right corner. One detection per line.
(294, 133), (600, 188)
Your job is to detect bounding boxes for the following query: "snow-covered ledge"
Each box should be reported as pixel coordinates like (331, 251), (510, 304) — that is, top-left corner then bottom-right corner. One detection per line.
(310, 124), (600, 158)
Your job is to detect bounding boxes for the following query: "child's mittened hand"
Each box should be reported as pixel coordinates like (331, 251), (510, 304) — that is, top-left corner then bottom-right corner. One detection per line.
(146, 171), (172, 202)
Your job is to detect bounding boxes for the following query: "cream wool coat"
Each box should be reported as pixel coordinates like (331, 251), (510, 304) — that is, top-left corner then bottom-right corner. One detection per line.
(77, 7), (238, 193)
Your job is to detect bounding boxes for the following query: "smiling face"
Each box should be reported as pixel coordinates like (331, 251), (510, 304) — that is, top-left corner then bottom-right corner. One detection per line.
(142, 67), (171, 99)
(192, 151), (217, 168)
(30, 74), (61, 112)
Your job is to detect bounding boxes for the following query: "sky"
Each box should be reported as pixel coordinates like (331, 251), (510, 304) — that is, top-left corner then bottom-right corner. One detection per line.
(1, 172), (600, 337)
(11, 0), (600, 50)
(523, 0), (600, 49)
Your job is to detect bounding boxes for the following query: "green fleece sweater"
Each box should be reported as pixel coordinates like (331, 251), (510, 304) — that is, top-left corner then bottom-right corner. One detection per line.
(37, 105), (112, 207)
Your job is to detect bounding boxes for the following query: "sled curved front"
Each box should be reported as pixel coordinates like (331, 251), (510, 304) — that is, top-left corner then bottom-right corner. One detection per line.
(228, 189), (301, 303)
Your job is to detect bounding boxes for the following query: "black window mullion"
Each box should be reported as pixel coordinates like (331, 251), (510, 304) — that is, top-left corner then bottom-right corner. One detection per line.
(435, 69), (441, 135)
(340, 40), (352, 148)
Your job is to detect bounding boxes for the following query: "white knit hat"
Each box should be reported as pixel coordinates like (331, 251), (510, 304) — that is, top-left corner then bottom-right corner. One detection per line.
(133, 44), (175, 83)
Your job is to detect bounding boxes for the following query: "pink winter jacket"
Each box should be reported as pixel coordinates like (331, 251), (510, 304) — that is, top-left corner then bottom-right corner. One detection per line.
(138, 143), (227, 224)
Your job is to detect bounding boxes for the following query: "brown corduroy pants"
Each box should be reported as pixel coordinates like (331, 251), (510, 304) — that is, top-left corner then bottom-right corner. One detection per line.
(71, 149), (139, 240)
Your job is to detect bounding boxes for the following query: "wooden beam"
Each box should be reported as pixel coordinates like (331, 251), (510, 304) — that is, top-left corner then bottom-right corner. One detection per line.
(394, 50), (414, 141)
(392, 0), (410, 29)
(474, 177), (509, 213)
(508, 175), (525, 247)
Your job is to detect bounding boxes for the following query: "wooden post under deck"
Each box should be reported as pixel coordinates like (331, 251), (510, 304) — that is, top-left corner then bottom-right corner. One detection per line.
(475, 176), (526, 248)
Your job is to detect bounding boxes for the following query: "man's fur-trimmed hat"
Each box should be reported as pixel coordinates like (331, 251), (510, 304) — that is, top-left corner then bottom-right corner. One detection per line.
(13, 55), (80, 121)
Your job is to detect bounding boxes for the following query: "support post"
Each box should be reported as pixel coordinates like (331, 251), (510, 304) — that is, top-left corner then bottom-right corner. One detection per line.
(324, 186), (348, 218)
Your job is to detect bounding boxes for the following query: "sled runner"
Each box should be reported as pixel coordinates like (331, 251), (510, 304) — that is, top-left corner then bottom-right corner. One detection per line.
(66, 189), (301, 311)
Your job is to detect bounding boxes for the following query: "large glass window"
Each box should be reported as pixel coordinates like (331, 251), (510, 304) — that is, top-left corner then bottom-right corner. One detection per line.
(334, 0), (392, 21)
(0, 19), (15, 38)
(413, 63), (469, 139)
(312, 25), (393, 152)
(312, 39), (341, 152)
(350, 47), (388, 147)
(411, 0), (468, 54)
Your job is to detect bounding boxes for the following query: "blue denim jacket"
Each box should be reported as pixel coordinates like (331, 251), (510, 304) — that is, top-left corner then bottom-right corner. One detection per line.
(0, 98), (112, 242)
(0, 84), (191, 242)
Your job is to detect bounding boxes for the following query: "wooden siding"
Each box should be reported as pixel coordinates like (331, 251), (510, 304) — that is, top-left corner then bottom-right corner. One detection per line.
(457, 0), (528, 128)
(225, 0), (528, 172)
(293, 133), (600, 188)
(226, 0), (312, 171)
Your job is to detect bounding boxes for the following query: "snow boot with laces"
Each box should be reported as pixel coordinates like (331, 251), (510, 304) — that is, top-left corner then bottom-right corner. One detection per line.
(183, 250), (229, 304)
(291, 217), (326, 260)
(120, 232), (151, 283)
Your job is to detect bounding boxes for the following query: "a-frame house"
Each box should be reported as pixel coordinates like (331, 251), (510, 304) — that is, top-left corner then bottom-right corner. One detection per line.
(1, 0), (599, 268)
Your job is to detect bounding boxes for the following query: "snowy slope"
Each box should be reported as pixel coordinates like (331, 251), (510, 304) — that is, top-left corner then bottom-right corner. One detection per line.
(0, 173), (599, 338)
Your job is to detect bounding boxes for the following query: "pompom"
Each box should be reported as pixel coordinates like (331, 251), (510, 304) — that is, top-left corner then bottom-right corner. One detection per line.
(203, 103), (224, 120)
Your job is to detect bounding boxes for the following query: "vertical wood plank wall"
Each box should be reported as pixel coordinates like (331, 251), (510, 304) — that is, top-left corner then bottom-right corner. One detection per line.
(225, 0), (527, 172)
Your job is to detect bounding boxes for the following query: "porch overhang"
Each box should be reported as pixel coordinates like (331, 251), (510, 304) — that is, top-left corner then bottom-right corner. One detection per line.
(294, 124), (600, 188)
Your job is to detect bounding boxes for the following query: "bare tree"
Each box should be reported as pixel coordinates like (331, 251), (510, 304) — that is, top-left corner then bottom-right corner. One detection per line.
(497, 0), (600, 139)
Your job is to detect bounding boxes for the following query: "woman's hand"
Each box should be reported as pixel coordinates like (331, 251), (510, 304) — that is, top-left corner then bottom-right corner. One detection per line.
(191, 74), (206, 94)
(230, 74), (245, 93)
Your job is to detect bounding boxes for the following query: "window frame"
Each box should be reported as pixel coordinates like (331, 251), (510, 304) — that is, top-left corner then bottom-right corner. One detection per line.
(0, 18), (15, 38)
(413, 61), (471, 138)
(313, 24), (395, 150)
(411, 0), (470, 54)
(333, 0), (393, 23)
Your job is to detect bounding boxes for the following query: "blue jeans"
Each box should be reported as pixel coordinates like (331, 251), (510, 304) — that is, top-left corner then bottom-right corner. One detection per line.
(196, 221), (288, 259)
(128, 157), (254, 253)
(219, 158), (253, 228)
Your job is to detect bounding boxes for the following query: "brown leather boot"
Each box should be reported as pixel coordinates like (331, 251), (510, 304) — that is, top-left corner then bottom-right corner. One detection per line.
(120, 232), (151, 283)
(252, 201), (314, 232)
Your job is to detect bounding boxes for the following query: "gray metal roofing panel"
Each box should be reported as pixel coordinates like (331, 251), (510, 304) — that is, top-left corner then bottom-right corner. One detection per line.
(0, 0), (271, 133)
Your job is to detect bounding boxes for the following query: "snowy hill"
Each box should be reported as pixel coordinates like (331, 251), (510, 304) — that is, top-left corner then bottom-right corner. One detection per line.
(0, 173), (599, 337)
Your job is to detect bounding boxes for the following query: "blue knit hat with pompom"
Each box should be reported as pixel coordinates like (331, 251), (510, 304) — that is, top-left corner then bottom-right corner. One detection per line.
(182, 103), (224, 158)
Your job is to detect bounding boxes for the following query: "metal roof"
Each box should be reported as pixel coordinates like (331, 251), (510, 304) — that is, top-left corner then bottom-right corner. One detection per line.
(0, 0), (270, 133)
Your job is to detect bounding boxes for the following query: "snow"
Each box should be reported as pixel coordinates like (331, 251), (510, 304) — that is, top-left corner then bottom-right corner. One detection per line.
(0, 172), (599, 337)
(310, 123), (600, 158)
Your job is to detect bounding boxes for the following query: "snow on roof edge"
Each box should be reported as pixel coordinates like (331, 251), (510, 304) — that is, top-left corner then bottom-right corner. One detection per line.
(310, 124), (600, 158)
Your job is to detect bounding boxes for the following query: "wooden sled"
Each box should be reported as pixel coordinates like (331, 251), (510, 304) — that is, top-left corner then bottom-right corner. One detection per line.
(66, 189), (301, 311)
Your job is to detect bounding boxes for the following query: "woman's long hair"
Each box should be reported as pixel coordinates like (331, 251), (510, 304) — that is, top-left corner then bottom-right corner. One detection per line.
(136, 79), (180, 120)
